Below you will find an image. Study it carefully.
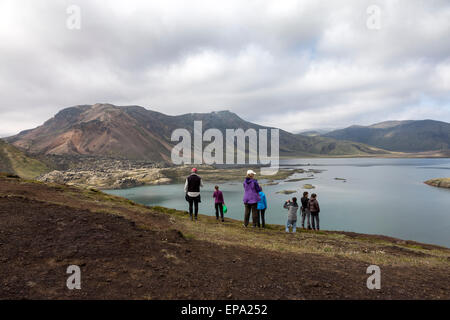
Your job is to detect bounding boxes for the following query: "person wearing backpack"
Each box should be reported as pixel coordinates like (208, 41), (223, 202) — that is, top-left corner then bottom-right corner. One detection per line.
(257, 187), (267, 228)
(283, 197), (299, 233)
(308, 193), (320, 230)
(300, 191), (311, 230)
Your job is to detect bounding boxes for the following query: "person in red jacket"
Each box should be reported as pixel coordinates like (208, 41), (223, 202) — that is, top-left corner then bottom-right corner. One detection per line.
(213, 185), (225, 222)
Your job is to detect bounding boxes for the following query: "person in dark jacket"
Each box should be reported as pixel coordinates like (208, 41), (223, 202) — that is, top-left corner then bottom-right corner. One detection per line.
(300, 192), (311, 230)
(213, 185), (225, 222)
(184, 168), (203, 221)
(243, 170), (261, 227)
(308, 193), (320, 230)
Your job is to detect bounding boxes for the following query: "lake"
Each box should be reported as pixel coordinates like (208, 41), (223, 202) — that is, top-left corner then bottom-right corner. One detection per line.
(105, 158), (450, 248)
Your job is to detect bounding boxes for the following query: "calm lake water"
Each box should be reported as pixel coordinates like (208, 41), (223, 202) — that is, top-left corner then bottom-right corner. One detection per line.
(105, 158), (450, 247)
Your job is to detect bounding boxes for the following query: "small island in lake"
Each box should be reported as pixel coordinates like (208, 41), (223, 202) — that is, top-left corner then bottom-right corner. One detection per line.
(424, 178), (450, 189)
(276, 190), (297, 195)
(286, 178), (314, 182)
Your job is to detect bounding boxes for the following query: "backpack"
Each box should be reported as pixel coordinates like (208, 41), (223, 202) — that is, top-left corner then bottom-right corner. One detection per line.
(309, 199), (319, 213)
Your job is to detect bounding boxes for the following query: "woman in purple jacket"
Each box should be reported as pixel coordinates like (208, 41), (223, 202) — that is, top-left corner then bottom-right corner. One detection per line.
(213, 185), (225, 222)
(243, 170), (261, 227)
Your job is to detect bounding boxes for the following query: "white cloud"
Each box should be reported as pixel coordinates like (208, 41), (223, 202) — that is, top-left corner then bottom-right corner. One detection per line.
(0, 0), (449, 136)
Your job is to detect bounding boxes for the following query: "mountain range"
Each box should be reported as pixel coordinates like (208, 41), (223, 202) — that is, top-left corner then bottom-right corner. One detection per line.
(5, 103), (387, 163)
(324, 120), (450, 152)
(4, 103), (450, 171)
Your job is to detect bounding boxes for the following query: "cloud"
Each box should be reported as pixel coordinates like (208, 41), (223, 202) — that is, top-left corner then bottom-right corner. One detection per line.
(0, 0), (449, 136)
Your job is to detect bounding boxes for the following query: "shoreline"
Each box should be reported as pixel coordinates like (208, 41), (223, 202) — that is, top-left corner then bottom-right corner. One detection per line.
(37, 165), (307, 190)
(34, 156), (450, 190)
(154, 205), (449, 249)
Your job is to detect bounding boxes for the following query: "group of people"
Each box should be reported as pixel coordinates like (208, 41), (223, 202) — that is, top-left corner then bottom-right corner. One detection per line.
(184, 168), (321, 232)
(283, 192), (320, 232)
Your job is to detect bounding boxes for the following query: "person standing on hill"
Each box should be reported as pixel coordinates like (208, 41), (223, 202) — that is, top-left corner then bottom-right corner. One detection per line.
(184, 168), (203, 221)
(300, 191), (311, 230)
(243, 170), (261, 228)
(308, 193), (321, 230)
(213, 185), (225, 222)
(257, 187), (267, 228)
(284, 197), (299, 233)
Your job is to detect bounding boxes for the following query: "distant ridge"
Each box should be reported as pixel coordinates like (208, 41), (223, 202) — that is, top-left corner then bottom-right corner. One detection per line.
(324, 120), (450, 152)
(298, 130), (331, 137)
(368, 120), (415, 129)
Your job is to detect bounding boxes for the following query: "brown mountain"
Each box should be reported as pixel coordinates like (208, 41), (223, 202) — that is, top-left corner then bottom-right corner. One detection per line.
(7, 103), (388, 162)
(7, 104), (176, 162)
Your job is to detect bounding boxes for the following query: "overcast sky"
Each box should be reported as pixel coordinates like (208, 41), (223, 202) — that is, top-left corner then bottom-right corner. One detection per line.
(1, 0), (449, 137)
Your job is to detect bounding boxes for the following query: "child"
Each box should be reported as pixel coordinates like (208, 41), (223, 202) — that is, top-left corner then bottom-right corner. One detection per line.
(308, 193), (320, 230)
(283, 197), (299, 233)
(213, 185), (225, 222)
(257, 187), (267, 228)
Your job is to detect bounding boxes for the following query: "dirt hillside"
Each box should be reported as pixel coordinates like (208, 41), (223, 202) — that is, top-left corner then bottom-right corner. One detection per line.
(0, 174), (448, 299)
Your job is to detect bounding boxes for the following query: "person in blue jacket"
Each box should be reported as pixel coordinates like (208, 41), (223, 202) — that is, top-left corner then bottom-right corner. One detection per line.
(257, 187), (268, 228)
